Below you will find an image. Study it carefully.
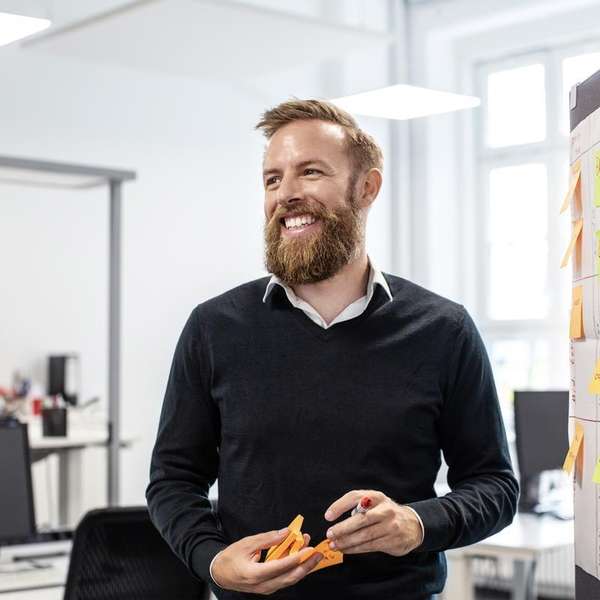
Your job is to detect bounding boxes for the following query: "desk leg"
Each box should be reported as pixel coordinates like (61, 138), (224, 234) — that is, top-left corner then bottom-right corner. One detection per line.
(57, 449), (83, 528)
(513, 559), (537, 600)
(442, 551), (475, 600)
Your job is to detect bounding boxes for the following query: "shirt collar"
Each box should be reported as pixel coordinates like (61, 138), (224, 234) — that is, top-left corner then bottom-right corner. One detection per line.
(262, 255), (393, 304)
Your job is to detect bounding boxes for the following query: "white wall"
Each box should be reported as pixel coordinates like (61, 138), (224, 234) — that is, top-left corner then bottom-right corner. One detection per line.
(0, 47), (275, 515)
(0, 0), (395, 520)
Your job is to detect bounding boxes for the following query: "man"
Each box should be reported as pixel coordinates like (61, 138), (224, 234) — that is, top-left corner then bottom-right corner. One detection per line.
(146, 99), (518, 599)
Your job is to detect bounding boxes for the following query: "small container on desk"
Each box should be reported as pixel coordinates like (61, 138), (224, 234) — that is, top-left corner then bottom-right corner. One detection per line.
(41, 398), (68, 437)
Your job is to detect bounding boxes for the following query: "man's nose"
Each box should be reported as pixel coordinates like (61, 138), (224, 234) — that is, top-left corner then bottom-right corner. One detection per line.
(276, 176), (303, 208)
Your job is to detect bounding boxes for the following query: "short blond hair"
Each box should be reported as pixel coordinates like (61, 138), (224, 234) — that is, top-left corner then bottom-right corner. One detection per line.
(255, 98), (383, 174)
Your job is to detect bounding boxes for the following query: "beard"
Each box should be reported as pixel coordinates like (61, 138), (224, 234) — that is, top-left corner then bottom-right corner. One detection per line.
(263, 179), (364, 286)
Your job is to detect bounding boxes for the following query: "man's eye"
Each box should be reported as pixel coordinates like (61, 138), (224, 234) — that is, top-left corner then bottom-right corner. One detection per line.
(304, 168), (321, 175)
(266, 176), (279, 186)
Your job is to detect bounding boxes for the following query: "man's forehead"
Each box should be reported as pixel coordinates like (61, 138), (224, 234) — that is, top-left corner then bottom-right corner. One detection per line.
(270, 119), (346, 146)
(262, 120), (347, 167)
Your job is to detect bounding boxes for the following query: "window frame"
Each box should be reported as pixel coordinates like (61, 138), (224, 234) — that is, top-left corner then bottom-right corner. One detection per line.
(473, 41), (600, 391)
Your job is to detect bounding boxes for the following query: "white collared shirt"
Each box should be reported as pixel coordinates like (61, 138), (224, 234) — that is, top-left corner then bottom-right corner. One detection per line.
(262, 256), (393, 328)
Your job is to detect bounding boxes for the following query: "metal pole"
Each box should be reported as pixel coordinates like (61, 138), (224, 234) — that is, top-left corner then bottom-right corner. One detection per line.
(108, 180), (121, 505)
(388, 0), (413, 278)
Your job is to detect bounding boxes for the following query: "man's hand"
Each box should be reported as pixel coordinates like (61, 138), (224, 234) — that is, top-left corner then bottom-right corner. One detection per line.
(212, 529), (323, 594)
(323, 490), (423, 556)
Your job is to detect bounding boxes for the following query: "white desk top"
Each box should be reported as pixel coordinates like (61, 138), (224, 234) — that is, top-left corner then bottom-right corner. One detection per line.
(0, 542), (69, 596)
(21, 415), (135, 450)
(460, 513), (574, 561)
(0, 561), (66, 595)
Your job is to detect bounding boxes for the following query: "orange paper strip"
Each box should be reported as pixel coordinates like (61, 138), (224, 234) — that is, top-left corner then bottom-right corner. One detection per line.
(560, 219), (583, 268)
(589, 359), (600, 394)
(265, 515), (304, 561)
(560, 161), (582, 214)
(562, 421), (584, 474)
(570, 285), (584, 339)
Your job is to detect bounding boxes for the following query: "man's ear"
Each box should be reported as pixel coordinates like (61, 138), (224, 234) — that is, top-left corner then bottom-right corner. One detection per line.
(358, 168), (383, 208)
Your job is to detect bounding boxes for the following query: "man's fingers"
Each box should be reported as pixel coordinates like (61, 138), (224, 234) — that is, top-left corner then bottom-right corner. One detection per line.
(249, 546), (319, 581)
(341, 532), (390, 555)
(324, 490), (386, 522)
(252, 549), (324, 593)
(329, 520), (388, 551)
(302, 533), (310, 548)
(244, 528), (289, 556)
(272, 551), (324, 589)
(327, 509), (379, 541)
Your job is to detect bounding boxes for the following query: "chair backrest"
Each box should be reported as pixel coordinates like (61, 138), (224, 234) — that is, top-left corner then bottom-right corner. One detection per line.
(63, 506), (209, 600)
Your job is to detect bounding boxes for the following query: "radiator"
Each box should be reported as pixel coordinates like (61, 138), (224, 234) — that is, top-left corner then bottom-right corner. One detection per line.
(472, 545), (575, 598)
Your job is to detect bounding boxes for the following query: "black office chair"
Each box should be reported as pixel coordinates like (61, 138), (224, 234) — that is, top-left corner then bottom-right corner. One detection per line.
(63, 506), (210, 600)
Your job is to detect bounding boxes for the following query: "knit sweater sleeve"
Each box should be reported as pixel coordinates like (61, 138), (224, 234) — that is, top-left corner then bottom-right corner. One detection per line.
(406, 306), (519, 551)
(145, 307), (229, 583)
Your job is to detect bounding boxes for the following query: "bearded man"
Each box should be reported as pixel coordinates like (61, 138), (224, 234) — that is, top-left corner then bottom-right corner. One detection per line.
(146, 99), (518, 600)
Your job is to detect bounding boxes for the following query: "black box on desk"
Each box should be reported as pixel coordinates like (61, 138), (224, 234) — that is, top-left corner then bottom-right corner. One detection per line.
(41, 408), (67, 437)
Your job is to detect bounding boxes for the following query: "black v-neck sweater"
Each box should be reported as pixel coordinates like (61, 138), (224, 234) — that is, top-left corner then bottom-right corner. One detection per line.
(146, 274), (518, 599)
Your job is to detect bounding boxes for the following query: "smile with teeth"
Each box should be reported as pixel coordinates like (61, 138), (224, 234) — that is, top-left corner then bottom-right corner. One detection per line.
(281, 214), (318, 230)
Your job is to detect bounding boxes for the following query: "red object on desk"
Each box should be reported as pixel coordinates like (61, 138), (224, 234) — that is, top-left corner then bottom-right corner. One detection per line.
(32, 397), (43, 416)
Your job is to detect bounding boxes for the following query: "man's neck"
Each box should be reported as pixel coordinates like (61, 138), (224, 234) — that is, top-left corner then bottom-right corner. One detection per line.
(289, 250), (370, 326)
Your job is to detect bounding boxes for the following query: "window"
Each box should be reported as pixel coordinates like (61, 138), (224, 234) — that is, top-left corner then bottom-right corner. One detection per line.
(475, 45), (600, 415)
(486, 63), (546, 148)
(487, 163), (548, 320)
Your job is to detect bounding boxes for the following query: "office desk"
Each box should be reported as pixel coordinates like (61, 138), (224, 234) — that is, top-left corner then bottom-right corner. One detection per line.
(0, 542), (69, 599)
(0, 564), (66, 599)
(0, 539), (219, 600)
(24, 416), (134, 528)
(0, 591), (62, 600)
(443, 513), (574, 600)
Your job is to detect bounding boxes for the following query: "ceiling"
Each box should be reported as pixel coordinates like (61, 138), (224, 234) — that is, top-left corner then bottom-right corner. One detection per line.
(14, 0), (393, 82)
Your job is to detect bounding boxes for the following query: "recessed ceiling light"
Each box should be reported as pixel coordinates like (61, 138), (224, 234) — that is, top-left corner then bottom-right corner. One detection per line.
(0, 11), (50, 47)
(331, 84), (480, 120)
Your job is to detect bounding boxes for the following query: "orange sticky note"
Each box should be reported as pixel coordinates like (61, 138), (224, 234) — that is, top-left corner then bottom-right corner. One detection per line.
(265, 530), (299, 561)
(309, 540), (343, 573)
(264, 516), (344, 574)
(310, 548), (344, 573)
(562, 421), (584, 473)
(593, 458), (600, 484)
(589, 360), (600, 394)
(570, 285), (584, 339)
(560, 161), (582, 214)
(298, 539), (331, 564)
(560, 219), (583, 268)
(297, 539), (344, 572)
(265, 515), (304, 562)
(288, 533), (304, 556)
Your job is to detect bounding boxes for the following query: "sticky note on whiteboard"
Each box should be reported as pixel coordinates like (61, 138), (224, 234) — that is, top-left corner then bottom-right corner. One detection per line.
(589, 359), (600, 394)
(570, 285), (584, 339)
(593, 458), (600, 484)
(596, 231), (600, 276)
(560, 160), (581, 214)
(560, 218), (583, 268)
(562, 421), (584, 474)
(595, 150), (600, 208)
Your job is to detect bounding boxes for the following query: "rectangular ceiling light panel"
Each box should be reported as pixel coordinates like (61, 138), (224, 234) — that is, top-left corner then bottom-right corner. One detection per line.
(0, 11), (50, 47)
(331, 84), (481, 120)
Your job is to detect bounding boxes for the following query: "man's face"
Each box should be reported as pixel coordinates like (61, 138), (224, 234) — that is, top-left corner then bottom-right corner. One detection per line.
(262, 119), (364, 286)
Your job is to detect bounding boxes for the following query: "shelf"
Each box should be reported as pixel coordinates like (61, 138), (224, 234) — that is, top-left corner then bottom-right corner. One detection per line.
(0, 155), (135, 189)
